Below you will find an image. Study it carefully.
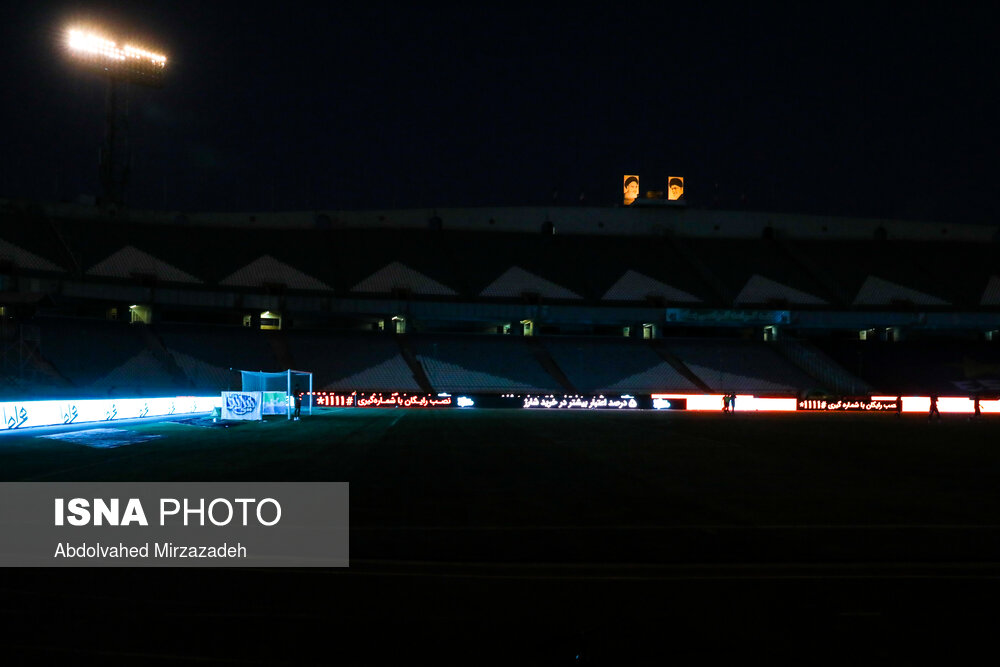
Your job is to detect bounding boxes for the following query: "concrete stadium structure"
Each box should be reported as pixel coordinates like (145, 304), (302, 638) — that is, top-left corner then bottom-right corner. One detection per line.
(1, 198), (998, 400)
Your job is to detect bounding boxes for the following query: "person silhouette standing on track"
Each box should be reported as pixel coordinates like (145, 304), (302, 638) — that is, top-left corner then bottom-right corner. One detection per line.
(928, 394), (940, 422)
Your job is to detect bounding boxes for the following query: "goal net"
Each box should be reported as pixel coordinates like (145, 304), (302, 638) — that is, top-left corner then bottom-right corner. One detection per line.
(239, 369), (313, 419)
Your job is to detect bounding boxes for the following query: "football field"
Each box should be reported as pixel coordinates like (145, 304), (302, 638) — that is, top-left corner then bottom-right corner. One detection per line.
(3, 408), (999, 663)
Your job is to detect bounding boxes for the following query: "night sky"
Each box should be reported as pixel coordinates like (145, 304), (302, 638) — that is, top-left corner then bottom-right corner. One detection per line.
(2, 2), (998, 223)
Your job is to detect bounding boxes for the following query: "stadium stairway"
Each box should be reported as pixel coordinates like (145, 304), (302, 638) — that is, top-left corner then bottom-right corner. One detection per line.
(525, 336), (577, 394)
(648, 340), (714, 393)
(776, 339), (876, 395)
(396, 335), (436, 394)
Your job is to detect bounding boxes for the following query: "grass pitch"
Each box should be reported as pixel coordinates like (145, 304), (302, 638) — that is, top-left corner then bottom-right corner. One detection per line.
(3, 409), (999, 664)
(2, 408), (998, 563)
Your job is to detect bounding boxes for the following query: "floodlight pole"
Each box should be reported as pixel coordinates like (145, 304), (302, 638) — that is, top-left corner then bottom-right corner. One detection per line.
(100, 77), (130, 207)
(65, 28), (166, 209)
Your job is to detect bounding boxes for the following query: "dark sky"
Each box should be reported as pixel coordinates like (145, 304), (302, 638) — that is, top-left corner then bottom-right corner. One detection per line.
(2, 2), (998, 223)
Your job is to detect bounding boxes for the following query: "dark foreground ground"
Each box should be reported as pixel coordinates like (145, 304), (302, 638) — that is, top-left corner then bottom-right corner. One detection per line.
(2, 409), (999, 664)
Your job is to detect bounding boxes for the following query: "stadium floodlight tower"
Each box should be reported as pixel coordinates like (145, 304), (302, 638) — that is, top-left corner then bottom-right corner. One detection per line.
(65, 26), (167, 208)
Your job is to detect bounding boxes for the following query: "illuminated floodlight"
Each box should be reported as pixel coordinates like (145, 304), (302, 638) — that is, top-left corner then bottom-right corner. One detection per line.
(65, 27), (167, 87)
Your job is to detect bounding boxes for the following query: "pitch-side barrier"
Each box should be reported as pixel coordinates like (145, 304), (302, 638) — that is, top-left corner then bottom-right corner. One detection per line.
(306, 391), (1000, 414)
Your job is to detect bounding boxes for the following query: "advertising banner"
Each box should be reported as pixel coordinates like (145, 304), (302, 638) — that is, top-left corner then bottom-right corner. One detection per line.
(261, 391), (288, 416)
(797, 398), (899, 412)
(221, 392), (262, 421)
(0, 396), (218, 431)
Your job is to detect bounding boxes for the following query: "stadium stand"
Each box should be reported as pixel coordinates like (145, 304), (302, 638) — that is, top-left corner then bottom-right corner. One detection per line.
(88, 348), (185, 396)
(789, 240), (991, 308)
(665, 339), (819, 394)
(34, 318), (150, 389)
(545, 338), (699, 393)
(2, 200), (999, 401)
(155, 323), (276, 392)
(814, 339), (1000, 395)
(413, 335), (560, 393)
(284, 331), (420, 392)
(774, 338), (874, 396)
(678, 238), (837, 307)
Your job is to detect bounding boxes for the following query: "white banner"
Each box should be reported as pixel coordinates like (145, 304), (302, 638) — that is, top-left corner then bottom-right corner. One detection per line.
(221, 392), (263, 421)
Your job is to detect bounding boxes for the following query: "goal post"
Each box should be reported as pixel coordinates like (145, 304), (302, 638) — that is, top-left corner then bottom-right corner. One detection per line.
(238, 369), (313, 419)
